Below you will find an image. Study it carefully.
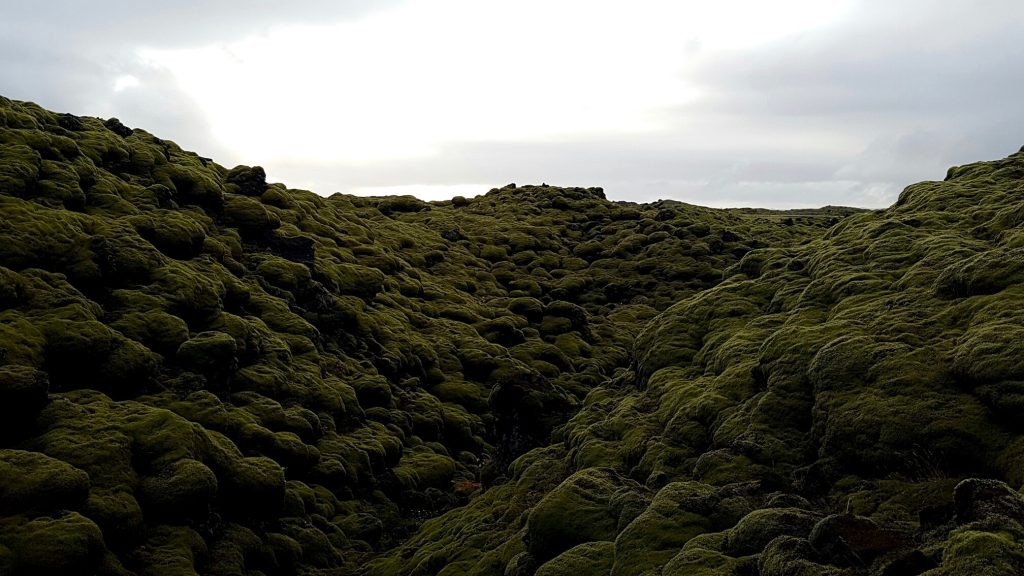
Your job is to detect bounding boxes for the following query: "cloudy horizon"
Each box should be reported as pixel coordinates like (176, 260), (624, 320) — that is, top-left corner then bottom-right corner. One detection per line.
(2, 0), (1021, 208)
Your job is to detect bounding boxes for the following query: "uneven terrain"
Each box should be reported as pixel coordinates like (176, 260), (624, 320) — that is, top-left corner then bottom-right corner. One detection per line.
(2, 96), (1024, 575)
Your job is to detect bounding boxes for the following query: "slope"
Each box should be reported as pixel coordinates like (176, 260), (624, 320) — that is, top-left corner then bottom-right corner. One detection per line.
(0, 96), (837, 575)
(366, 149), (1024, 576)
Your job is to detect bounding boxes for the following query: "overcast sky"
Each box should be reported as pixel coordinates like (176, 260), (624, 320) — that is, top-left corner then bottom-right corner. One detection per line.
(2, 1), (1021, 208)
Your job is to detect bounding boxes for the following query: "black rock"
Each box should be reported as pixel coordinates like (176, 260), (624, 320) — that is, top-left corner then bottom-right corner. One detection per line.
(57, 113), (83, 131)
(226, 165), (268, 196)
(954, 478), (1024, 525)
(103, 117), (133, 137)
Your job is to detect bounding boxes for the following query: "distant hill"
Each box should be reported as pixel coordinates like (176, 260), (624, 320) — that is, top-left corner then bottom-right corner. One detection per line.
(2, 96), (1023, 575)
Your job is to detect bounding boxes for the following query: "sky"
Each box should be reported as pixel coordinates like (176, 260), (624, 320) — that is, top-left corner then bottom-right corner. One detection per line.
(2, 1), (1022, 208)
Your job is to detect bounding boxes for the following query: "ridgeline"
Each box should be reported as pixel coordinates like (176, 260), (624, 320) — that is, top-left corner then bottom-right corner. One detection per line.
(1, 96), (1023, 575)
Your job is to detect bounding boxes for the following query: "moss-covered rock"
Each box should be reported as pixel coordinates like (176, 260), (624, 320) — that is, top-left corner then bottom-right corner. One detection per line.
(611, 482), (716, 576)
(725, 507), (821, 555)
(138, 458), (218, 520)
(535, 541), (615, 576)
(318, 261), (385, 298)
(0, 365), (49, 426)
(176, 331), (237, 376)
(526, 468), (635, 562)
(0, 450), (89, 514)
(0, 511), (106, 576)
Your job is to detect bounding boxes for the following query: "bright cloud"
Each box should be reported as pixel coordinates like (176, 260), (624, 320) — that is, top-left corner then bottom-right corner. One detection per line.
(113, 74), (140, 92)
(4, 0), (1019, 208)
(138, 0), (850, 164)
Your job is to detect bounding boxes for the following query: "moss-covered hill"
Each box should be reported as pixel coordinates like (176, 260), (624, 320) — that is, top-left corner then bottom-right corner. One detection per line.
(0, 94), (1021, 576)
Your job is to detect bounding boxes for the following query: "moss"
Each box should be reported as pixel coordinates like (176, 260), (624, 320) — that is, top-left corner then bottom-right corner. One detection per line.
(938, 523), (1024, 575)
(281, 520), (342, 568)
(265, 532), (303, 573)
(535, 541), (614, 576)
(725, 507), (821, 555)
(203, 430), (286, 516)
(937, 248), (1024, 298)
(662, 534), (746, 576)
(0, 365), (49, 427)
(110, 310), (189, 356)
(0, 143), (41, 197)
(318, 262), (386, 298)
(203, 523), (262, 576)
(508, 296), (545, 321)
(392, 446), (457, 491)
(40, 319), (158, 395)
(225, 165), (267, 196)
(256, 256), (311, 291)
(130, 211), (208, 259)
(37, 158), (86, 208)
(953, 322), (1024, 384)
(756, 536), (836, 576)
(376, 195), (429, 215)
(137, 458), (218, 520)
(0, 511), (105, 576)
(525, 468), (635, 562)
(176, 331), (237, 375)
(81, 488), (144, 550)
(611, 482), (716, 576)
(430, 379), (487, 412)
(335, 512), (384, 545)
(0, 450), (89, 514)
(10, 96), (1020, 576)
(148, 262), (225, 321)
(129, 525), (207, 576)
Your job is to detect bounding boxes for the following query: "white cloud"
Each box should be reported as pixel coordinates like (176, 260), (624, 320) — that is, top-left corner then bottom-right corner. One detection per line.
(112, 75), (139, 92)
(137, 0), (850, 165)
(3, 0), (1021, 209)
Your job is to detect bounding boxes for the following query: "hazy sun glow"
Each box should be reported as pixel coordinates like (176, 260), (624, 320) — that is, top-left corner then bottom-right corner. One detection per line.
(113, 75), (140, 92)
(139, 0), (851, 173)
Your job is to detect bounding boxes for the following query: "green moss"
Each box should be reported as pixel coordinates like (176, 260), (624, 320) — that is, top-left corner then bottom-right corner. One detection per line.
(176, 331), (237, 374)
(205, 432), (286, 516)
(8, 96), (1021, 576)
(535, 541), (614, 576)
(225, 165), (267, 196)
(756, 536), (836, 576)
(662, 533), (745, 576)
(335, 512), (384, 545)
(611, 482), (716, 576)
(392, 446), (457, 491)
(725, 508), (820, 555)
(110, 310), (189, 357)
(376, 195), (429, 215)
(0, 450), (89, 514)
(318, 261), (385, 298)
(0, 365), (49, 426)
(281, 520), (342, 568)
(938, 524), (1024, 575)
(137, 458), (218, 519)
(0, 511), (105, 575)
(130, 211), (208, 259)
(81, 488), (143, 549)
(203, 523), (262, 576)
(0, 143), (40, 197)
(526, 468), (635, 563)
(256, 256), (311, 291)
(129, 525), (207, 576)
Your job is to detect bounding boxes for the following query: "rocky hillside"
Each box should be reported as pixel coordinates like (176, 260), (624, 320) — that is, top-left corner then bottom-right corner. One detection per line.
(1, 95), (1022, 576)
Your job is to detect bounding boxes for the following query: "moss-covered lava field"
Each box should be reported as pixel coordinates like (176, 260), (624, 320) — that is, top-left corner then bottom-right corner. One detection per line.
(3, 96), (1024, 575)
